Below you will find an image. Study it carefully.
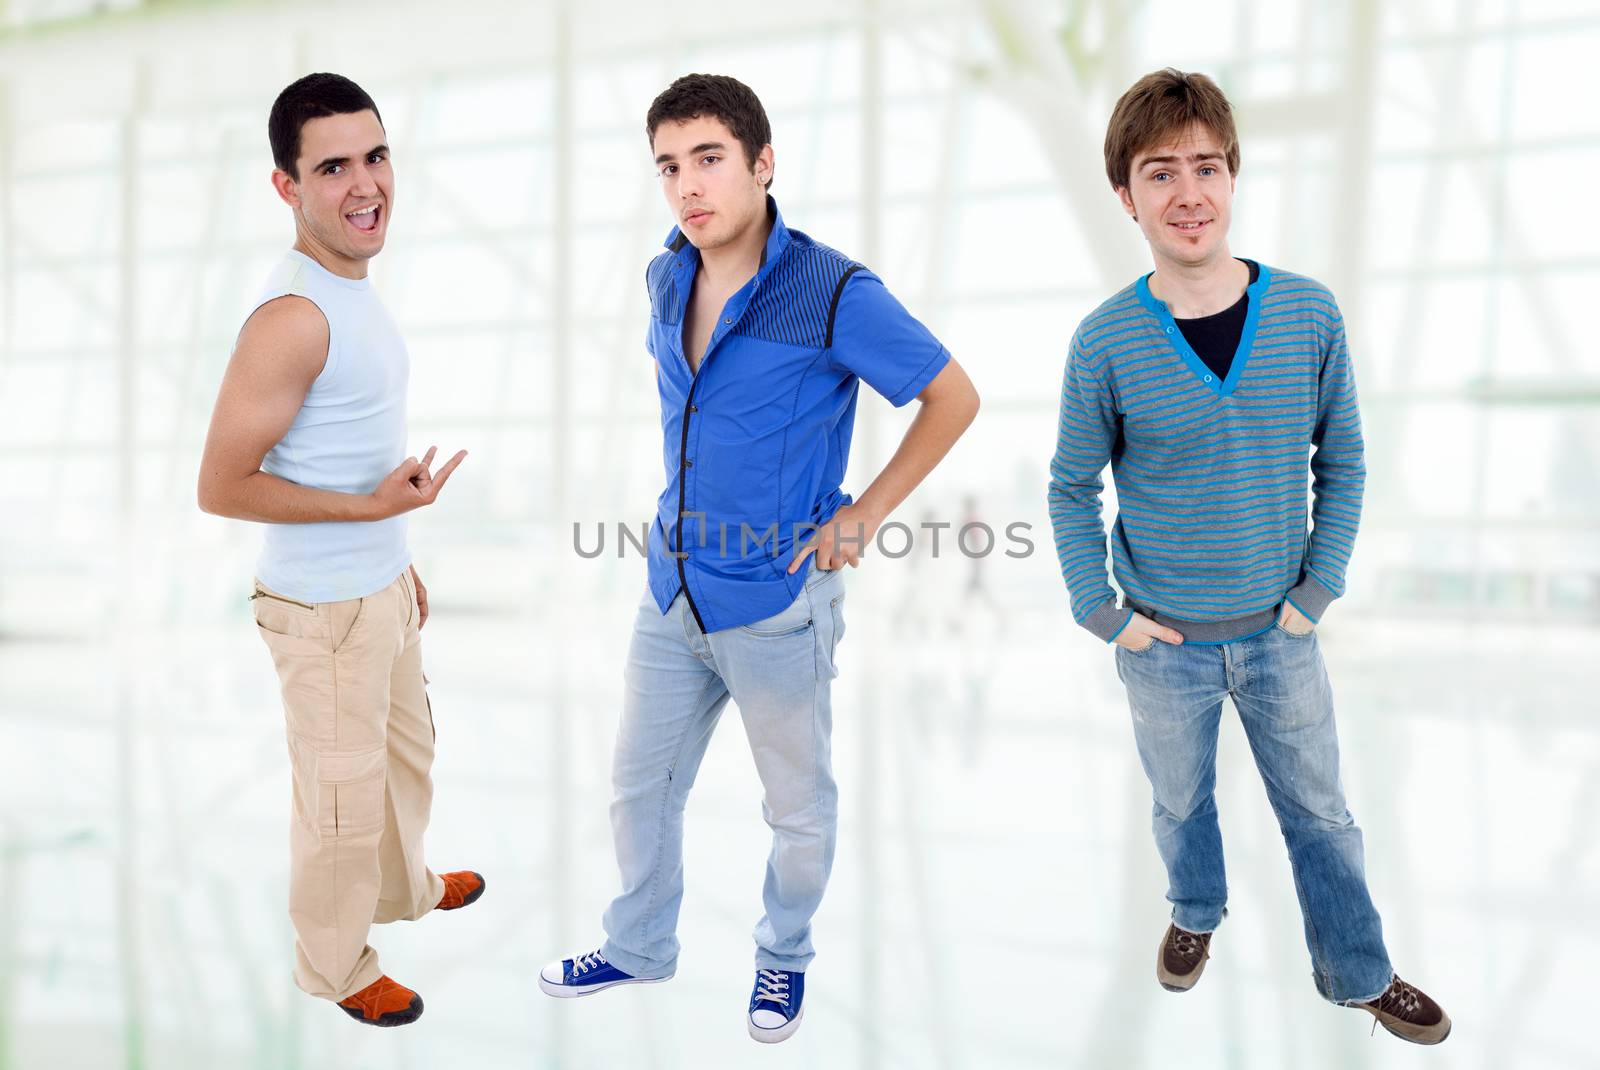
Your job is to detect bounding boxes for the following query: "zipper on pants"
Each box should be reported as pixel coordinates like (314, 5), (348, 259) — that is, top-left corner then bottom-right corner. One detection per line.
(249, 589), (316, 612)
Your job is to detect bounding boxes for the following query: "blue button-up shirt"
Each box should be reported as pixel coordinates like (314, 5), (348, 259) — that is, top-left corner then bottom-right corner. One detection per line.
(644, 198), (949, 633)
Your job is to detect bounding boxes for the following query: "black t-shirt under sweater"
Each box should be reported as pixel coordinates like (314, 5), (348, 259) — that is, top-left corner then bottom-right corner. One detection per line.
(1173, 259), (1260, 382)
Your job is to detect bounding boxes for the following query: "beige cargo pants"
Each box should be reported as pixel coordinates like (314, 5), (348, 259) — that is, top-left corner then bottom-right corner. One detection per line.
(251, 569), (446, 1001)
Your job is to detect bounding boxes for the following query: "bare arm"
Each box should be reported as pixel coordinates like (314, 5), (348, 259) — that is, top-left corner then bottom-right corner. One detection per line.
(791, 357), (981, 572)
(198, 296), (464, 522)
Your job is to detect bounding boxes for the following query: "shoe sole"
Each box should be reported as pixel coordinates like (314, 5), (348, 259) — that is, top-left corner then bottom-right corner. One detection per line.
(340, 994), (424, 1027)
(537, 973), (674, 999)
(1382, 1021), (1452, 1046)
(1361, 1006), (1452, 1046)
(748, 1006), (804, 1044)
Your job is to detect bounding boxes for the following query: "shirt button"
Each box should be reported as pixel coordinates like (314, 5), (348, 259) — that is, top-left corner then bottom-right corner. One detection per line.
(1165, 326), (1174, 334)
(723, 317), (732, 325)
(688, 404), (699, 413)
(1204, 375), (1213, 382)
(684, 458), (694, 468)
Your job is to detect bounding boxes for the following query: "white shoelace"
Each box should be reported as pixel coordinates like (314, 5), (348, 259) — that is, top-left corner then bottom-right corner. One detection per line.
(572, 950), (608, 976)
(1380, 979), (1423, 1016)
(754, 969), (790, 1005)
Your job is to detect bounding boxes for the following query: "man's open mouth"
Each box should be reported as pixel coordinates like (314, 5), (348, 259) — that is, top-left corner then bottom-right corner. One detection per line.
(346, 204), (381, 233)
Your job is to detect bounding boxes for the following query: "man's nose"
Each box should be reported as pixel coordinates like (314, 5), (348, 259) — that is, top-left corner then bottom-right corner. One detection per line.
(349, 163), (380, 197)
(1173, 172), (1203, 206)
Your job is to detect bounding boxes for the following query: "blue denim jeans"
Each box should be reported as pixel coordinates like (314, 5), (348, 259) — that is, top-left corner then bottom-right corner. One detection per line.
(600, 565), (846, 978)
(1115, 620), (1393, 1003)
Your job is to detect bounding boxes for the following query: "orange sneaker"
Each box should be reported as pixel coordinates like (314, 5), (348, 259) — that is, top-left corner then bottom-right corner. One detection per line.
(436, 870), (486, 911)
(337, 975), (424, 1027)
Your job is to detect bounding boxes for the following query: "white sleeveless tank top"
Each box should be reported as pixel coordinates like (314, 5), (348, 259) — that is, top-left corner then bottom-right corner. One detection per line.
(248, 249), (410, 602)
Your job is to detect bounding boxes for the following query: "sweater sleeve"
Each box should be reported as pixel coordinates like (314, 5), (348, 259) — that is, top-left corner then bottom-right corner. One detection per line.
(1047, 331), (1131, 643)
(1285, 299), (1366, 622)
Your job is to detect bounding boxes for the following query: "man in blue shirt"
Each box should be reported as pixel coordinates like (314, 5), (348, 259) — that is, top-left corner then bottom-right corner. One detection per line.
(540, 74), (979, 1044)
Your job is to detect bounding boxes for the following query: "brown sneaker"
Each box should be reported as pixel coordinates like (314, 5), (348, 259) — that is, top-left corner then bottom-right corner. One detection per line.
(337, 975), (424, 1027)
(1156, 923), (1212, 992)
(1355, 975), (1450, 1045)
(436, 870), (486, 911)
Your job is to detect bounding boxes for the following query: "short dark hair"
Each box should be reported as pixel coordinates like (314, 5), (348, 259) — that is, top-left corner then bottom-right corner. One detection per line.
(268, 73), (383, 180)
(1104, 68), (1240, 191)
(646, 74), (774, 190)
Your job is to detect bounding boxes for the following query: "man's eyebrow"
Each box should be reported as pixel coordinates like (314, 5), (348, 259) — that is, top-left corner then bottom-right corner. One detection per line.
(1136, 151), (1225, 169)
(654, 141), (727, 165)
(312, 143), (389, 172)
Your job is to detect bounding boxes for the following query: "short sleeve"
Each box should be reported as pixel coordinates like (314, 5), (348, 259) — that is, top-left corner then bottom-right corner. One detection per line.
(827, 270), (949, 407)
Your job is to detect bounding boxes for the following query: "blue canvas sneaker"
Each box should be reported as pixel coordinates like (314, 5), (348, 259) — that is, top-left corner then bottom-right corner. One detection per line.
(538, 949), (671, 998)
(747, 968), (805, 1043)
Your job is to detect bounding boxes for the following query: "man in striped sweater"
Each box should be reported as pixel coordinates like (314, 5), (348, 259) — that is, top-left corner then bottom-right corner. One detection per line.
(1048, 68), (1449, 1044)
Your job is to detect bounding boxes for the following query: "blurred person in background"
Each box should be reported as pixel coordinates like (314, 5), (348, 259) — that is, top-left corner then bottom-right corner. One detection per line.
(538, 73), (979, 1044)
(1046, 67), (1449, 1045)
(197, 72), (480, 1029)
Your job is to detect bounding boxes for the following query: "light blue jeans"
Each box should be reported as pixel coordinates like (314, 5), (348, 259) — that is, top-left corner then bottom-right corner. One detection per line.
(1115, 619), (1393, 1003)
(600, 565), (846, 977)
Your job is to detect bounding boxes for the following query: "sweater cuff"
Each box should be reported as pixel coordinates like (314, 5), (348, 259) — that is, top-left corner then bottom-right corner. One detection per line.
(1083, 601), (1134, 644)
(1284, 572), (1336, 623)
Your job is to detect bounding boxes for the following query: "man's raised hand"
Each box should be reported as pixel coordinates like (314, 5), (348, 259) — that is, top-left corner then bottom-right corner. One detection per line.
(370, 446), (468, 519)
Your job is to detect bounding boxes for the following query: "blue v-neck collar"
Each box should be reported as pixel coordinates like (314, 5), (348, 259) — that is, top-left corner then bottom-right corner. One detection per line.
(1135, 262), (1271, 398)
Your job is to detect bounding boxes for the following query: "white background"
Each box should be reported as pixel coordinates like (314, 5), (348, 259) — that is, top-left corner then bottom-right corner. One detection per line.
(1, 1), (1596, 1067)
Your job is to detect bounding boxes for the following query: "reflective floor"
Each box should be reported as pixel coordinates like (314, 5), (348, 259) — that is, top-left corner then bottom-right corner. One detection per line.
(4, 538), (1594, 1069)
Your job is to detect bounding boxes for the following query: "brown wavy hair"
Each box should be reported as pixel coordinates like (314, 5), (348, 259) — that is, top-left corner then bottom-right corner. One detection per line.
(1104, 68), (1239, 191)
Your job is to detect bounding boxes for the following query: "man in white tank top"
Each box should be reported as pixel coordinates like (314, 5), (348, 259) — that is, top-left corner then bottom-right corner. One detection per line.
(198, 73), (477, 1029)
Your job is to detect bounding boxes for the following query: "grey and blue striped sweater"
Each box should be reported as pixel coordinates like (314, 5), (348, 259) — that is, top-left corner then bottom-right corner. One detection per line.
(1047, 264), (1365, 644)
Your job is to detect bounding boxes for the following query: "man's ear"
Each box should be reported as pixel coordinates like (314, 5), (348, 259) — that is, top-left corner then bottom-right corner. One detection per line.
(1115, 183), (1137, 221)
(270, 168), (302, 209)
(754, 143), (775, 187)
